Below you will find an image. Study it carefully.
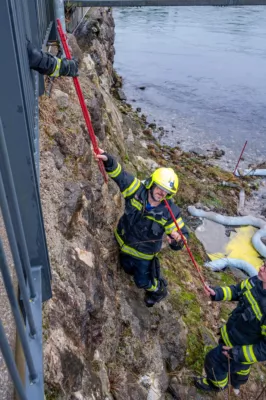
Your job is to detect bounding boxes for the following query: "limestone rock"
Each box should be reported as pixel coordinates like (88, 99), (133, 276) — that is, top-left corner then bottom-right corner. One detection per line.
(135, 155), (159, 171)
(190, 147), (208, 157)
(83, 54), (96, 72)
(167, 381), (198, 400)
(116, 88), (127, 101)
(160, 316), (188, 371)
(46, 123), (59, 137)
(53, 89), (69, 109)
(214, 148), (225, 158)
(75, 248), (95, 269)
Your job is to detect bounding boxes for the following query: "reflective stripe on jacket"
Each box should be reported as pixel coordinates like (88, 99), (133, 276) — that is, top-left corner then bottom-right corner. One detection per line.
(104, 154), (189, 259)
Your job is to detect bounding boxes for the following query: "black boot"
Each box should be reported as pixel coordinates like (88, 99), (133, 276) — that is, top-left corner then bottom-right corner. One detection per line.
(144, 278), (168, 307)
(194, 377), (225, 392)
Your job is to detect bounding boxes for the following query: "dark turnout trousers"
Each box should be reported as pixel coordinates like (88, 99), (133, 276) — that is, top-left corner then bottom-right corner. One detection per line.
(205, 343), (251, 390)
(119, 253), (153, 289)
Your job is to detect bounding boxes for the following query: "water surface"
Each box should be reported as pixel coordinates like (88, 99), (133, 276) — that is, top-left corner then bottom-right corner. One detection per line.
(114, 6), (266, 169)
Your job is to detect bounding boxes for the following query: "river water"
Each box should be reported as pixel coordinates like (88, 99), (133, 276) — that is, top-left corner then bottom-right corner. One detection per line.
(113, 7), (266, 170)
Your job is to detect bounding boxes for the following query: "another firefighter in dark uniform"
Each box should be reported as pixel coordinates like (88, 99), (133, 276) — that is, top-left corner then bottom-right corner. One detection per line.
(27, 41), (78, 77)
(195, 263), (266, 395)
(96, 149), (189, 307)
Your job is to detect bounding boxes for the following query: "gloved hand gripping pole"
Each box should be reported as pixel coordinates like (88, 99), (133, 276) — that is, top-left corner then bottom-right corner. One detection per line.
(164, 199), (208, 289)
(57, 19), (108, 183)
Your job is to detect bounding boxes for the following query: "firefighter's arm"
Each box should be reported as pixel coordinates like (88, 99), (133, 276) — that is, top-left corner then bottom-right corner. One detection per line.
(164, 206), (189, 251)
(96, 150), (140, 197)
(208, 281), (243, 302)
(27, 40), (78, 77)
(228, 337), (266, 363)
(211, 277), (255, 302)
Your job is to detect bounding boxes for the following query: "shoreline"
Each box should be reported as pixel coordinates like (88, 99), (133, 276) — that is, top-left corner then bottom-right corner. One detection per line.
(113, 71), (266, 220)
(113, 6), (266, 173)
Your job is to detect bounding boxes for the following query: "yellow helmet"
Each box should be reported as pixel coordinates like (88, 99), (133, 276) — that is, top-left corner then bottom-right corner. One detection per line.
(145, 167), (179, 199)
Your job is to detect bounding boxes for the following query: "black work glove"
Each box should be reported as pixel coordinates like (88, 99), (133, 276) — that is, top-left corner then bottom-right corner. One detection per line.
(228, 347), (240, 362)
(59, 58), (79, 77)
(101, 152), (114, 169)
(168, 234), (185, 251)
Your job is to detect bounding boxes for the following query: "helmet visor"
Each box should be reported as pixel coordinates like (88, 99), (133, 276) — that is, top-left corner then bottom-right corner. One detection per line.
(154, 183), (171, 194)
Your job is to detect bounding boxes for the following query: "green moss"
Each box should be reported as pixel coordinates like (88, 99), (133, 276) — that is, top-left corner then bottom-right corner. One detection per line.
(193, 252), (204, 265)
(45, 387), (61, 400)
(206, 166), (233, 181)
(163, 269), (183, 286)
(219, 304), (232, 321)
(91, 359), (101, 373)
(205, 196), (223, 208)
(185, 330), (205, 374)
(123, 152), (130, 163)
(136, 170), (149, 181)
(169, 290), (201, 324)
(122, 326), (132, 338)
(219, 270), (237, 286)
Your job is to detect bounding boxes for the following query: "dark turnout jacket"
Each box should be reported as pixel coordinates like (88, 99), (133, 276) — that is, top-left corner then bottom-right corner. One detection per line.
(104, 154), (189, 260)
(212, 276), (266, 364)
(27, 41), (58, 76)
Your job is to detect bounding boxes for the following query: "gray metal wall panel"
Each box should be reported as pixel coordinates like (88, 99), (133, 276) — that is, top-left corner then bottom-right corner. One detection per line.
(0, 0), (52, 301)
(66, 0), (266, 5)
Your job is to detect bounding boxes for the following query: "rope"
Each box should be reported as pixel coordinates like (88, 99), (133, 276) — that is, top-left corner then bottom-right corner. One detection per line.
(164, 199), (208, 289)
(56, 19), (108, 183)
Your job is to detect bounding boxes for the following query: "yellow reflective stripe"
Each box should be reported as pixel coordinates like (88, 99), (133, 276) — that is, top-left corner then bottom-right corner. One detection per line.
(222, 287), (227, 300)
(122, 178), (141, 198)
(227, 287), (232, 300)
(237, 367), (250, 375)
(210, 375), (228, 388)
(107, 163), (122, 178)
(222, 287), (232, 301)
(49, 57), (62, 77)
(261, 325), (266, 336)
(164, 218), (184, 234)
(114, 229), (154, 260)
(115, 229), (124, 247)
(146, 279), (158, 291)
(243, 345), (257, 363)
(244, 290), (263, 320)
(145, 216), (167, 226)
(241, 279), (252, 290)
(221, 325), (233, 347)
(130, 198), (142, 211)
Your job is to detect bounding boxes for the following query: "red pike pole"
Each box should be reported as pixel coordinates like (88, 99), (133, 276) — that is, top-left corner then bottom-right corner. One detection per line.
(233, 140), (248, 176)
(164, 199), (208, 289)
(57, 19), (108, 183)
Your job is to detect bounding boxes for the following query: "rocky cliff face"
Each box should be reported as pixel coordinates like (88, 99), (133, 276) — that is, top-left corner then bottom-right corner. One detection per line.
(40, 8), (264, 400)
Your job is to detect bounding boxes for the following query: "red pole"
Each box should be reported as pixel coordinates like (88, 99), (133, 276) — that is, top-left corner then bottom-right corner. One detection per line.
(233, 140), (248, 176)
(164, 199), (208, 289)
(56, 19), (108, 183)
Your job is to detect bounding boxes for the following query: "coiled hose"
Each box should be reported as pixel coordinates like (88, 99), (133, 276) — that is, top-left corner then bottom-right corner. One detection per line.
(188, 206), (266, 276)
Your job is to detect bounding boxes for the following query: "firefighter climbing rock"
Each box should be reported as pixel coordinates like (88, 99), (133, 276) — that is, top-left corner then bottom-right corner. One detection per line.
(96, 149), (189, 307)
(194, 262), (266, 394)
